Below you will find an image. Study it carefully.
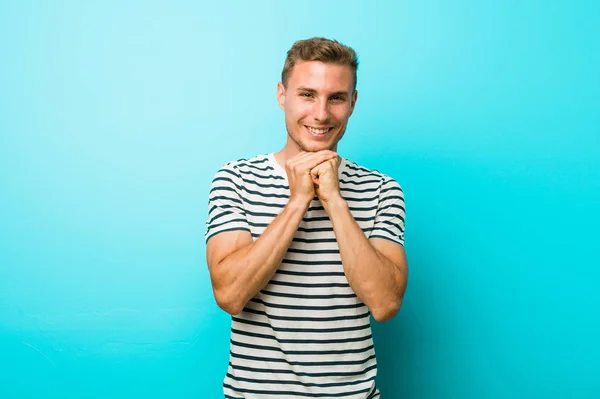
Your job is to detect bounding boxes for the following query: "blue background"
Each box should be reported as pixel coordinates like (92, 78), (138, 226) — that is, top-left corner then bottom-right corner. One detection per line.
(1, 1), (598, 398)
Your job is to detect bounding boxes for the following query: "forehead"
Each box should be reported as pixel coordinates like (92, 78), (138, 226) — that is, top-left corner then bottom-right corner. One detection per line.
(288, 61), (354, 93)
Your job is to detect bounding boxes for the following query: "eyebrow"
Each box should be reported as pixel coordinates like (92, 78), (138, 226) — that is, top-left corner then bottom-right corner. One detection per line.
(296, 87), (349, 97)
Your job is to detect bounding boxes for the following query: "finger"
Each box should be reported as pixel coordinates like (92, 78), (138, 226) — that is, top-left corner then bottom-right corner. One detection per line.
(310, 165), (322, 186)
(286, 151), (312, 171)
(310, 163), (322, 178)
(301, 151), (338, 170)
(292, 150), (336, 165)
(313, 158), (337, 172)
(315, 150), (338, 160)
(312, 174), (319, 187)
(294, 151), (313, 162)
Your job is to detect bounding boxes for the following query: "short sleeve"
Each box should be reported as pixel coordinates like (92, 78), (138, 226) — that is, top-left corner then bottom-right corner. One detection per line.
(370, 177), (406, 246)
(205, 164), (251, 243)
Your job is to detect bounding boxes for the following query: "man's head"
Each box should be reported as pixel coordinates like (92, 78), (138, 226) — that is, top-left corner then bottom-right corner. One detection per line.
(277, 37), (359, 154)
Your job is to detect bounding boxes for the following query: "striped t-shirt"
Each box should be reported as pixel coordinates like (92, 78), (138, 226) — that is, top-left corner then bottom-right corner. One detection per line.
(205, 152), (406, 398)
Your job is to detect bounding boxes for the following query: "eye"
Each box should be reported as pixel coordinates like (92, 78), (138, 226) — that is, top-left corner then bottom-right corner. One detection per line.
(331, 95), (345, 102)
(301, 92), (313, 98)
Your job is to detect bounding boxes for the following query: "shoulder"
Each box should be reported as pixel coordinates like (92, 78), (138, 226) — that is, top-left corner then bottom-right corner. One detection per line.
(343, 158), (400, 186)
(342, 158), (404, 203)
(213, 153), (271, 176)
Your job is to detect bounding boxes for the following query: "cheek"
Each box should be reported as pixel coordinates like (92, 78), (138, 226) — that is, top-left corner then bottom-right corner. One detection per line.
(287, 100), (311, 120)
(332, 106), (352, 122)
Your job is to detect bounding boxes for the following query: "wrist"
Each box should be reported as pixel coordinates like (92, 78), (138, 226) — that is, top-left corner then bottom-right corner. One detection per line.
(322, 193), (347, 213)
(287, 196), (311, 214)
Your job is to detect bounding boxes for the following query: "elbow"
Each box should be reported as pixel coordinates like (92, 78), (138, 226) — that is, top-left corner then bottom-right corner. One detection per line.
(213, 287), (245, 316)
(371, 298), (403, 322)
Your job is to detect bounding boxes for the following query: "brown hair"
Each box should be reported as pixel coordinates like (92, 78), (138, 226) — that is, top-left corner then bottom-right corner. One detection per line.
(281, 37), (359, 90)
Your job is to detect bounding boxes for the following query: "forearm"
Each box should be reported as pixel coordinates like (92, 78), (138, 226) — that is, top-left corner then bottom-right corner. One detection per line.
(325, 196), (406, 321)
(215, 199), (309, 314)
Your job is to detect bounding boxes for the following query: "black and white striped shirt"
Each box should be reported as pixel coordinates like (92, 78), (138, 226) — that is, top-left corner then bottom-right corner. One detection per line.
(205, 153), (406, 398)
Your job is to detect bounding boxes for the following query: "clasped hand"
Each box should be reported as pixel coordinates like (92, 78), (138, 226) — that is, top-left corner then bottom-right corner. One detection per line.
(285, 150), (342, 205)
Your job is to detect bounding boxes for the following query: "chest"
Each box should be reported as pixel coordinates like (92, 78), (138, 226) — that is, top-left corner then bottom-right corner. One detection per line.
(244, 185), (379, 243)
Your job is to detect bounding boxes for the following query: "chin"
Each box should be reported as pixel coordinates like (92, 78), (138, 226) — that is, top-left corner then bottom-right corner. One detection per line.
(302, 142), (335, 152)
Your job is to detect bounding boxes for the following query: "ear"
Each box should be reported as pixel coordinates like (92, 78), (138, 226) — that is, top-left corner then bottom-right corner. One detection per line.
(277, 82), (286, 111)
(349, 89), (358, 115)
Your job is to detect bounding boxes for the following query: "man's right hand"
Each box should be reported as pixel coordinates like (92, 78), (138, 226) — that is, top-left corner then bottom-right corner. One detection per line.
(285, 150), (338, 207)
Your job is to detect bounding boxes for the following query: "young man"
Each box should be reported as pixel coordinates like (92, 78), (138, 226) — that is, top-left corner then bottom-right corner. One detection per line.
(205, 37), (407, 398)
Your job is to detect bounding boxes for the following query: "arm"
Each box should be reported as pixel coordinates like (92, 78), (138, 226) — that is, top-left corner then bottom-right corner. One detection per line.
(205, 151), (339, 315)
(310, 159), (408, 322)
(324, 196), (408, 322)
(206, 199), (309, 315)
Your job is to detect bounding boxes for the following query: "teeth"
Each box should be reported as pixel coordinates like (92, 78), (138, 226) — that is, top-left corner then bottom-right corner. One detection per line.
(307, 126), (330, 134)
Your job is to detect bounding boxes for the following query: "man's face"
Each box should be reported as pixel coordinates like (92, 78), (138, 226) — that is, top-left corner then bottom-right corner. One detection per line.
(277, 61), (357, 153)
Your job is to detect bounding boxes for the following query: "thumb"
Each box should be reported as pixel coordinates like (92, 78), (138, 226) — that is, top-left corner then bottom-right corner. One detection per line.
(310, 165), (321, 185)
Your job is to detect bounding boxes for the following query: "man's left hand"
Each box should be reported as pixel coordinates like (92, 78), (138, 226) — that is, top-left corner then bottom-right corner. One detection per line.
(310, 155), (342, 204)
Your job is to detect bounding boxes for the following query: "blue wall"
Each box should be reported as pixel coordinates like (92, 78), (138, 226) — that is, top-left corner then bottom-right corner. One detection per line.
(1, 1), (598, 398)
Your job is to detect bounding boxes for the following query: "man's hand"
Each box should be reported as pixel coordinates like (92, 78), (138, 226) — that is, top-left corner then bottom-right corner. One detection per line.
(310, 155), (342, 204)
(285, 150), (338, 207)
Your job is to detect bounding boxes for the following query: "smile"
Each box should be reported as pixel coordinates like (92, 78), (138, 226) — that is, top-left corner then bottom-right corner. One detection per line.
(306, 126), (332, 135)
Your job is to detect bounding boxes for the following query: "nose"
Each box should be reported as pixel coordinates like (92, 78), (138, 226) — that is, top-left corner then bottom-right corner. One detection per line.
(313, 98), (330, 122)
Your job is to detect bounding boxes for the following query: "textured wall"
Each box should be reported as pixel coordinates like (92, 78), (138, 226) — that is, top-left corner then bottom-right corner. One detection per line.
(1, 1), (598, 398)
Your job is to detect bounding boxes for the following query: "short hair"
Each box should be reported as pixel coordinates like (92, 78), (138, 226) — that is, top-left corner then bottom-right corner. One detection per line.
(281, 37), (359, 90)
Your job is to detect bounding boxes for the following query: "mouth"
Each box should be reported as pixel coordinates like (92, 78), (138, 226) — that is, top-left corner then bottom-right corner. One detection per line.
(305, 125), (333, 138)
